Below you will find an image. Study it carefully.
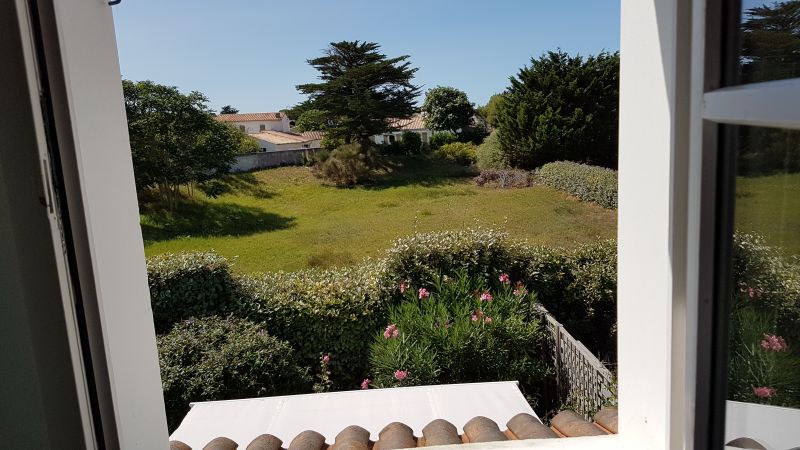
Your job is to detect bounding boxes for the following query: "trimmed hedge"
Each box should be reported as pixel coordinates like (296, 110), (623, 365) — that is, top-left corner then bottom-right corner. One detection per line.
(158, 316), (310, 430)
(147, 252), (239, 333)
(537, 161), (618, 209)
(236, 263), (389, 389)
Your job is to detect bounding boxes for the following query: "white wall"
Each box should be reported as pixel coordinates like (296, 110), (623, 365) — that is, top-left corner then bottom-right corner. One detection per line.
(232, 120), (284, 134)
(372, 130), (430, 145)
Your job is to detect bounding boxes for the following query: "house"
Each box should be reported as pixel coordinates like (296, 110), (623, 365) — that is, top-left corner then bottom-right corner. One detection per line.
(215, 112), (321, 152)
(372, 113), (432, 146)
(215, 112), (291, 134)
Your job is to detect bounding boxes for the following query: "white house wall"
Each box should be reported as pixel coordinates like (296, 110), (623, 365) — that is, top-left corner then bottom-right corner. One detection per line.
(232, 120), (286, 134)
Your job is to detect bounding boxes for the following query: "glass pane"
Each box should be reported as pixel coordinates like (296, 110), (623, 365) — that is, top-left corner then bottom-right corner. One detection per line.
(738, 0), (800, 84)
(726, 125), (800, 448)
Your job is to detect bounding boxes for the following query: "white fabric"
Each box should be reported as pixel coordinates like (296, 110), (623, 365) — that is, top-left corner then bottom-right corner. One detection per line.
(169, 381), (536, 448)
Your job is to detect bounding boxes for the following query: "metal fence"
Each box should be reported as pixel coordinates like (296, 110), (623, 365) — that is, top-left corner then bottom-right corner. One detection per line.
(536, 305), (615, 418)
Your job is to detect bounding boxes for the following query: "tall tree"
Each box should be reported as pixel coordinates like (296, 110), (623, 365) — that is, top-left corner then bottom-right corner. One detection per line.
(123, 80), (242, 208)
(293, 109), (331, 132)
(219, 105), (239, 114)
(497, 51), (619, 169)
(476, 94), (506, 128)
(421, 86), (474, 132)
(297, 41), (420, 145)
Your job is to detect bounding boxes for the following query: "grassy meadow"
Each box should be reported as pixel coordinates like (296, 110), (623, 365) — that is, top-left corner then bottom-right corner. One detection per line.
(140, 157), (617, 273)
(736, 172), (800, 257)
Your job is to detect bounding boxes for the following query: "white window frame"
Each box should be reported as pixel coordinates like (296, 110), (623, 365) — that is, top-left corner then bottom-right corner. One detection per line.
(24, 0), (793, 448)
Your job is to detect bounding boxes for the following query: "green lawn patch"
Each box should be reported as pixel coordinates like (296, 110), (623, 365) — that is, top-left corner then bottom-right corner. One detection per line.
(141, 157), (618, 273)
(736, 173), (800, 257)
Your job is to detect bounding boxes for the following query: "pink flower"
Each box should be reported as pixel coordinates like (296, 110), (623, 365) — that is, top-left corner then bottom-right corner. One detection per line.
(384, 324), (399, 339)
(394, 370), (408, 381)
(760, 334), (788, 352)
(322, 354), (331, 365)
(361, 378), (371, 390)
(418, 288), (430, 299)
(471, 314), (479, 321)
(399, 281), (408, 294)
(753, 386), (777, 398)
(471, 310), (485, 321)
(480, 291), (493, 302)
(499, 273), (511, 284)
(484, 316), (493, 324)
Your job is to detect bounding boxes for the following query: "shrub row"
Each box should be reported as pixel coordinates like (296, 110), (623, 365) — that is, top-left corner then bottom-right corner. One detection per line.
(536, 161), (618, 209)
(435, 142), (477, 165)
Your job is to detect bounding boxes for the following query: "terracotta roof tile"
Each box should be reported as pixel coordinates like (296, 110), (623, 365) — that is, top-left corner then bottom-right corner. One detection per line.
(216, 113), (283, 122)
(299, 130), (325, 140)
(170, 407), (618, 449)
(388, 114), (427, 131)
(250, 131), (313, 145)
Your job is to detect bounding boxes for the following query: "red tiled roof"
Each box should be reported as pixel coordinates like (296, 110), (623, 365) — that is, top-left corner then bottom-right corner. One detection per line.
(216, 113), (283, 122)
(249, 131), (313, 145)
(389, 114), (427, 131)
(169, 407), (618, 450)
(299, 130), (325, 140)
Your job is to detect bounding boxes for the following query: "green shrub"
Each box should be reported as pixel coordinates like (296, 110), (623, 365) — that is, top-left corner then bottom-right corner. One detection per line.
(476, 130), (508, 170)
(158, 316), (310, 430)
(147, 252), (239, 334)
(537, 161), (618, 209)
(435, 142), (477, 165)
(400, 131), (423, 154)
(236, 262), (390, 389)
(382, 229), (618, 357)
(312, 143), (374, 186)
(430, 131), (458, 150)
(369, 272), (549, 404)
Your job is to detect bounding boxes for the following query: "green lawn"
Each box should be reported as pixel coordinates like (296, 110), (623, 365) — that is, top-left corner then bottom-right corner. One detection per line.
(141, 157), (617, 273)
(736, 172), (800, 257)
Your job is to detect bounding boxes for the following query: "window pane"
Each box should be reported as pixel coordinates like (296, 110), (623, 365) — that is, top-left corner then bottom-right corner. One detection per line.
(726, 125), (800, 448)
(738, 0), (800, 84)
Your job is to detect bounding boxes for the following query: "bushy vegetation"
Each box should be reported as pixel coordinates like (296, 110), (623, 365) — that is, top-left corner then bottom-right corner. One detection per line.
(476, 130), (508, 170)
(311, 144), (376, 186)
(474, 169), (532, 188)
(400, 131), (424, 154)
(369, 272), (549, 404)
(158, 316), (310, 430)
(147, 252), (239, 334)
(728, 233), (800, 407)
(435, 142), (477, 165)
(430, 131), (458, 150)
(496, 51), (619, 169)
(422, 86), (475, 133)
(537, 161), (618, 209)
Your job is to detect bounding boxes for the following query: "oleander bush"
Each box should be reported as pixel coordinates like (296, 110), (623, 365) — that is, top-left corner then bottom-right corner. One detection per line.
(473, 169), (532, 188)
(368, 272), (550, 405)
(382, 229), (618, 357)
(537, 161), (618, 209)
(435, 142), (478, 165)
(147, 252), (239, 334)
(158, 316), (310, 430)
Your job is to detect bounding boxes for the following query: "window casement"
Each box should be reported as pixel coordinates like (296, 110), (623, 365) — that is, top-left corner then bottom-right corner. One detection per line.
(260, 123), (266, 131)
(9, 0), (796, 449)
(240, 125), (246, 132)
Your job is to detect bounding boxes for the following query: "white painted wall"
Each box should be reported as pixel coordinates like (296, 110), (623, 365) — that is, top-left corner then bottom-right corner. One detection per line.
(251, 136), (320, 152)
(372, 129), (430, 145)
(232, 120), (285, 134)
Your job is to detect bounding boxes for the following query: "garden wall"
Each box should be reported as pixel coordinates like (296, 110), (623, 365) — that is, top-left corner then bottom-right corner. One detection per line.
(232, 149), (318, 172)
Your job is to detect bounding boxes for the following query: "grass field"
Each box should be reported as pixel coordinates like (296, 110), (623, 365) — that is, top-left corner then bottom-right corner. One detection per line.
(736, 172), (800, 257)
(140, 157), (617, 273)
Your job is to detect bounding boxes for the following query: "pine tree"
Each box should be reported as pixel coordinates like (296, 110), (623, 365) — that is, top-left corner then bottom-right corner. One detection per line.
(297, 41), (420, 146)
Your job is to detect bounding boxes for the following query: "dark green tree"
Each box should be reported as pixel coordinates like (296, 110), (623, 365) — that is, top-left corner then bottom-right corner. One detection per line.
(421, 86), (474, 132)
(123, 80), (242, 208)
(737, 1), (800, 175)
(293, 109), (331, 132)
(219, 105), (239, 114)
(476, 93), (506, 128)
(496, 50), (619, 169)
(297, 41), (421, 146)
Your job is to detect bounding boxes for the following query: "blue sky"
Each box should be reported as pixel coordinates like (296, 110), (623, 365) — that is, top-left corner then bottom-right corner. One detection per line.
(113, 1), (619, 113)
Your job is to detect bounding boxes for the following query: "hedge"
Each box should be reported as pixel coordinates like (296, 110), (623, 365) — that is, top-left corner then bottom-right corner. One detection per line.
(235, 263), (389, 388)
(147, 252), (239, 333)
(158, 316), (310, 430)
(537, 161), (618, 209)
